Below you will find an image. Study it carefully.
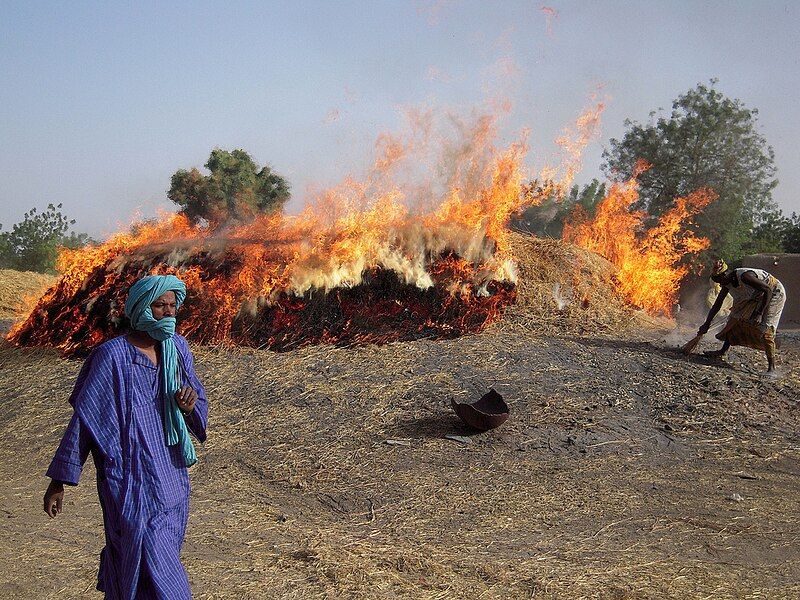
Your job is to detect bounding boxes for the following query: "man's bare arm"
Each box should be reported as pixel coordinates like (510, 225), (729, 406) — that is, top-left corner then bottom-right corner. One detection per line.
(739, 271), (773, 322)
(699, 287), (730, 334)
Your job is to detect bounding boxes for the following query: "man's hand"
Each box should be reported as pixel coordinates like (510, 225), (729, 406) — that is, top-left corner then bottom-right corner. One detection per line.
(698, 323), (710, 335)
(44, 480), (64, 518)
(176, 386), (198, 414)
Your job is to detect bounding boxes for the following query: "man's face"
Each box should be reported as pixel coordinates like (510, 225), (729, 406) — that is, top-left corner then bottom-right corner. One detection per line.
(151, 291), (177, 320)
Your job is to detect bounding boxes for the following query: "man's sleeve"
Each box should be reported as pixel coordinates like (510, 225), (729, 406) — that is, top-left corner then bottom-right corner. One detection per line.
(46, 345), (113, 485)
(46, 411), (92, 486)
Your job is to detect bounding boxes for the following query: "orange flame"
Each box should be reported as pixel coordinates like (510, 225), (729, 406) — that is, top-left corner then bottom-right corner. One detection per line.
(562, 169), (716, 315)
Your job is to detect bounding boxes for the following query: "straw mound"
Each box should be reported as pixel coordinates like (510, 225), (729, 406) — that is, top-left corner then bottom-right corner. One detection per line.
(504, 231), (649, 335)
(0, 269), (56, 320)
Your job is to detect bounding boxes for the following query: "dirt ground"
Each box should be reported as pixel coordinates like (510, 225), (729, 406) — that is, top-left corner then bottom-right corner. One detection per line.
(1, 321), (798, 599)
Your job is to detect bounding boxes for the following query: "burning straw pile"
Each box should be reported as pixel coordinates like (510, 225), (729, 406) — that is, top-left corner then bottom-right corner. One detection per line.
(5, 188), (709, 357)
(5, 224), (666, 358)
(6, 109), (711, 356)
(7, 217), (518, 356)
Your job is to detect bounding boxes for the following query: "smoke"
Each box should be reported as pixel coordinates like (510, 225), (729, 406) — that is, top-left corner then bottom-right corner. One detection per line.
(662, 280), (729, 348)
(552, 282), (572, 310)
(540, 6), (558, 36)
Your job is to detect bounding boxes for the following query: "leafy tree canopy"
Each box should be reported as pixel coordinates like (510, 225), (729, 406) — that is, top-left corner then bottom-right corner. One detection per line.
(168, 149), (290, 227)
(0, 204), (93, 273)
(749, 211), (800, 254)
(602, 80), (779, 262)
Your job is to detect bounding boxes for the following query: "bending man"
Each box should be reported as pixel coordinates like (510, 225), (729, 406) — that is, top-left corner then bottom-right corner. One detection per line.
(42, 275), (208, 598)
(698, 259), (786, 372)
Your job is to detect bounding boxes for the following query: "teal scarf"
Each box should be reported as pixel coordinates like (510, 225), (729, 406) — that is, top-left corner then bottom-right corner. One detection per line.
(124, 275), (196, 467)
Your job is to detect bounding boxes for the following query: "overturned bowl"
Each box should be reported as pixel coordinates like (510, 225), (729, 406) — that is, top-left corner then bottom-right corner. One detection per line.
(451, 389), (510, 431)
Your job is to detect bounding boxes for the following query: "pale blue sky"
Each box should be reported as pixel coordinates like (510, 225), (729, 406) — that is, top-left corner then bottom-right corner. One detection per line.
(1, 1), (798, 237)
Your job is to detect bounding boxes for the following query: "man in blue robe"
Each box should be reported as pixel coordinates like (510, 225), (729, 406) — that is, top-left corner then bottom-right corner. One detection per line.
(43, 275), (208, 599)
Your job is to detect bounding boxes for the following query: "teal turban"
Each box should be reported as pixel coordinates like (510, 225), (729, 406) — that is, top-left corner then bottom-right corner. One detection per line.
(125, 275), (196, 467)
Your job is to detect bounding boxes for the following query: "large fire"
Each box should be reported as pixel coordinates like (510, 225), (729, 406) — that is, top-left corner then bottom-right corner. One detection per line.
(562, 165), (716, 315)
(8, 105), (711, 355)
(8, 107), (604, 356)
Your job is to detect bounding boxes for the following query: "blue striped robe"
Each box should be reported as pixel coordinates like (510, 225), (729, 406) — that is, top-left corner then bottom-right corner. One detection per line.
(47, 334), (208, 599)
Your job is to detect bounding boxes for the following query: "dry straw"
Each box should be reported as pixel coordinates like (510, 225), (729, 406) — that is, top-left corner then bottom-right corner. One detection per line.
(0, 269), (56, 320)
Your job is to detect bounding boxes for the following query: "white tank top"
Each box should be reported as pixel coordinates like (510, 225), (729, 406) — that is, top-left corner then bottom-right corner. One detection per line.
(732, 268), (778, 291)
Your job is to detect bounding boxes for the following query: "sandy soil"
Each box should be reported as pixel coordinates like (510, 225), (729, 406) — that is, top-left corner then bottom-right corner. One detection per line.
(1, 324), (798, 599)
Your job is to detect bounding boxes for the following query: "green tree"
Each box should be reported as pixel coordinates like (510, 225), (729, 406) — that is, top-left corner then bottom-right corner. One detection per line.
(168, 149), (290, 227)
(781, 212), (800, 253)
(745, 209), (788, 254)
(0, 204), (92, 273)
(0, 231), (12, 268)
(513, 179), (606, 238)
(602, 81), (778, 262)
(60, 231), (94, 250)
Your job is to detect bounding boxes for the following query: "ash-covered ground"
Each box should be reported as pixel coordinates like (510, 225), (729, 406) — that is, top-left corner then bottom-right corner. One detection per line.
(1, 323), (798, 599)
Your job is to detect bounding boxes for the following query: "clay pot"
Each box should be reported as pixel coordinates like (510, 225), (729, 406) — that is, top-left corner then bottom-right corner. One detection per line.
(451, 388), (510, 431)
